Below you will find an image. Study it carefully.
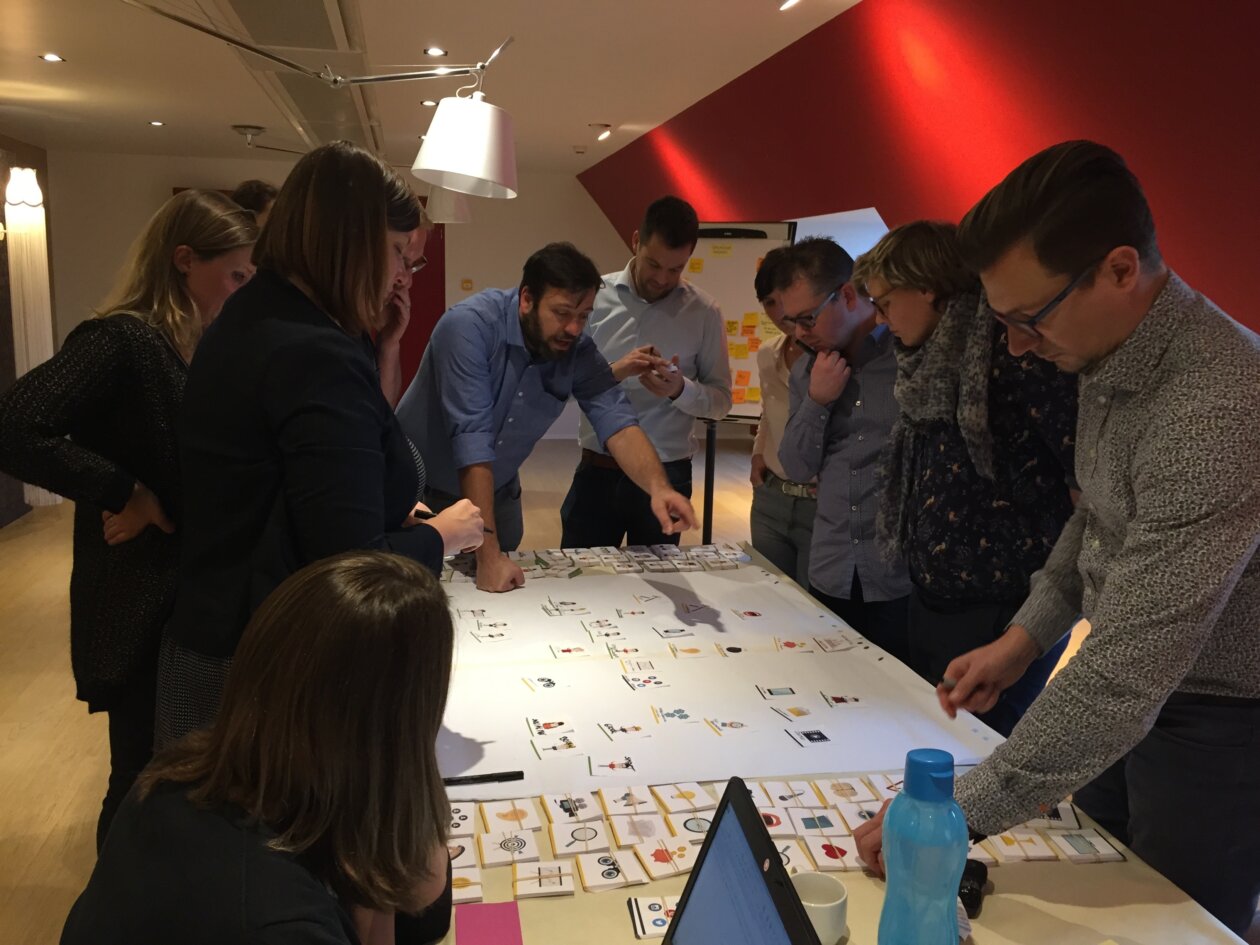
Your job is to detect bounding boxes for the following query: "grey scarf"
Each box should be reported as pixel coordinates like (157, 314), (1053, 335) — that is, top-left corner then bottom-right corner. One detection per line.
(877, 287), (995, 563)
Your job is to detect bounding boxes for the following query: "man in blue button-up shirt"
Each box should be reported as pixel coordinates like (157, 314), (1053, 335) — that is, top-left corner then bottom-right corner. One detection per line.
(396, 242), (697, 592)
(778, 238), (911, 657)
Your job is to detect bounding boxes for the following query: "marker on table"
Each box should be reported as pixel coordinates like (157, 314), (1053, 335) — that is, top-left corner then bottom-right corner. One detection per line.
(443, 771), (525, 786)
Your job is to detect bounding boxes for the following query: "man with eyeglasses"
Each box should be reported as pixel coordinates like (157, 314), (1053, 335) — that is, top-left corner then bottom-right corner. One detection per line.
(376, 224), (429, 407)
(777, 237), (911, 657)
(854, 140), (1260, 935)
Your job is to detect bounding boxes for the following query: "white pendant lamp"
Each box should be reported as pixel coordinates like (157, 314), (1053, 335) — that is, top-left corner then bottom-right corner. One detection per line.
(412, 91), (517, 199)
(425, 184), (473, 224)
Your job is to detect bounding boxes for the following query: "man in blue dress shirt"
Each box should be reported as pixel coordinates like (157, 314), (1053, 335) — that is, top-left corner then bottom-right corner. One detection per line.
(396, 242), (697, 592)
(561, 196), (731, 547)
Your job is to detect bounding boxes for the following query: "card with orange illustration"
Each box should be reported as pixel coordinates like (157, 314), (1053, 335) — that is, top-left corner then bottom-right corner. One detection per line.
(651, 782), (717, 813)
(480, 798), (544, 833)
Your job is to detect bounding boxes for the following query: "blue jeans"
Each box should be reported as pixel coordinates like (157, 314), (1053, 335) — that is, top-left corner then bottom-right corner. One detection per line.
(749, 481), (816, 588)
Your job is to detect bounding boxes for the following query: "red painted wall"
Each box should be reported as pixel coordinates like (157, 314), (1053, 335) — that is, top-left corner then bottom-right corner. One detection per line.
(398, 221), (447, 390)
(579, 0), (1259, 327)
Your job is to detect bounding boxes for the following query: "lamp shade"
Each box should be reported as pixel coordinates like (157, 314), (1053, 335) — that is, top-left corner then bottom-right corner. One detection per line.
(412, 92), (517, 199)
(5, 167), (44, 208)
(426, 185), (472, 224)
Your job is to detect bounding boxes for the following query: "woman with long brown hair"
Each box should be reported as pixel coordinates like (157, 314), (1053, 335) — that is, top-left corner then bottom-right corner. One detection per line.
(62, 551), (455, 944)
(155, 141), (482, 747)
(0, 189), (256, 850)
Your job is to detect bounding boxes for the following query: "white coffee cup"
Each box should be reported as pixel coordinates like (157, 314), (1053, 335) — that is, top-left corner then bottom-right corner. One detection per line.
(790, 870), (848, 945)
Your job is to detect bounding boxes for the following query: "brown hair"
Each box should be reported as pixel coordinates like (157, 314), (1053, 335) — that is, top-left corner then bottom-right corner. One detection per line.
(140, 551), (454, 913)
(95, 189), (257, 359)
(230, 179), (278, 216)
(853, 221), (976, 308)
(254, 141), (421, 334)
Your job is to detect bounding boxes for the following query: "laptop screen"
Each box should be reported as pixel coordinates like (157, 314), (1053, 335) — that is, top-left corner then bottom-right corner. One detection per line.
(667, 803), (795, 945)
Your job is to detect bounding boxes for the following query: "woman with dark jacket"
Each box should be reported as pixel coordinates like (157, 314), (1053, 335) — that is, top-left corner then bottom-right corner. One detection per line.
(0, 189), (257, 850)
(155, 141), (483, 746)
(856, 221), (1078, 736)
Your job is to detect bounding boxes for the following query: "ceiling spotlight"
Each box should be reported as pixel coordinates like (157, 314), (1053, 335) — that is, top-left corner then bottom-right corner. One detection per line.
(39, 53), (66, 62)
(149, 120), (165, 126)
(590, 123), (612, 141)
(424, 46), (447, 57)
(422, 100), (438, 107)
(779, 0), (801, 9)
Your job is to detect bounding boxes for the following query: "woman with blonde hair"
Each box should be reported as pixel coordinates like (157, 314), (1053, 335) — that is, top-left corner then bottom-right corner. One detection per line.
(0, 188), (257, 850)
(156, 141), (483, 747)
(62, 551), (456, 944)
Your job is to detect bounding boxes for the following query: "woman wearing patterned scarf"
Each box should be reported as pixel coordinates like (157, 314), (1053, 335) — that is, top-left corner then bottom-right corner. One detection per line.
(856, 221), (1078, 736)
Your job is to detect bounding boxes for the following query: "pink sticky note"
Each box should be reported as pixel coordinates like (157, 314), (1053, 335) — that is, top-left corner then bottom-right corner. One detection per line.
(456, 901), (524, 945)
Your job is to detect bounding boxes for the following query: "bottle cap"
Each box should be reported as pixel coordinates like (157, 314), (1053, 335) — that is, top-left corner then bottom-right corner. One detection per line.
(903, 747), (955, 803)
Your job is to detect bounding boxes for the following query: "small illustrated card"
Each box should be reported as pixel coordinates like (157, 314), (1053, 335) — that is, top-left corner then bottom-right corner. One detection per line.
(819, 692), (864, 708)
(620, 658), (658, 674)
(597, 785), (657, 816)
(521, 674), (570, 692)
(673, 559), (704, 572)
(664, 810), (714, 844)
(622, 673), (670, 692)
(480, 799), (544, 833)
(609, 813), (670, 847)
(629, 896), (681, 939)
(613, 561), (645, 574)
(1048, 828), (1124, 864)
(703, 715), (763, 736)
(771, 704), (814, 722)
(788, 807), (850, 838)
(1022, 801), (1081, 831)
(814, 635), (860, 653)
(643, 560), (679, 573)
(451, 866), (483, 904)
(549, 643), (597, 661)
(449, 803), (475, 838)
(774, 838), (813, 874)
(835, 801), (885, 833)
(598, 721), (652, 744)
(588, 755), (640, 778)
(512, 859), (575, 899)
(542, 792), (602, 824)
(653, 626), (694, 639)
(477, 830), (541, 867)
(990, 828), (1059, 863)
(447, 838), (477, 870)
(756, 781), (822, 808)
(785, 727), (834, 748)
(802, 835), (865, 872)
(633, 840), (696, 880)
(669, 643), (712, 659)
(575, 851), (649, 892)
(531, 732), (581, 758)
(773, 637), (817, 653)
(756, 808), (798, 838)
(968, 838), (997, 866)
(814, 777), (879, 805)
(756, 684), (799, 700)
(650, 705), (701, 725)
(651, 782), (716, 813)
(549, 819), (611, 856)
(542, 597), (590, 616)
(871, 772), (905, 801)
(527, 716), (574, 738)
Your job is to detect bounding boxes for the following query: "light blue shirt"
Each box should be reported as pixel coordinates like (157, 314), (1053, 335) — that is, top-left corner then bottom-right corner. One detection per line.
(578, 262), (732, 462)
(396, 288), (639, 494)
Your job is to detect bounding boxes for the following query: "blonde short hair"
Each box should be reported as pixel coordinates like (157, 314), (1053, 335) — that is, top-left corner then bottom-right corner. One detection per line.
(853, 220), (975, 305)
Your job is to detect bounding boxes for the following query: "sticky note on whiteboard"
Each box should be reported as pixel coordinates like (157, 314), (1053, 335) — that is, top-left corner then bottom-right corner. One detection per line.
(732, 389), (747, 404)
(743, 312), (760, 326)
(749, 337), (763, 352)
(689, 259), (704, 273)
(746, 387), (761, 403)
(735, 370), (752, 386)
(726, 320), (739, 336)
(741, 325), (757, 337)
(729, 343), (749, 359)
(711, 244), (733, 257)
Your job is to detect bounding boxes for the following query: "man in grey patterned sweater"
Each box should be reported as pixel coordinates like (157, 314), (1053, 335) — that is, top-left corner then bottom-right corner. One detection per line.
(855, 140), (1260, 935)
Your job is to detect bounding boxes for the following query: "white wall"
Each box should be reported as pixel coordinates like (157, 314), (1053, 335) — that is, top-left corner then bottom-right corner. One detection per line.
(790, 207), (889, 258)
(45, 149), (296, 342)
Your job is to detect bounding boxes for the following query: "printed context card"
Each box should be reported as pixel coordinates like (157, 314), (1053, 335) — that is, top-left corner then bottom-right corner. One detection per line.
(870, 772), (905, 801)
(968, 838), (997, 866)
(755, 780), (822, 808)
(480, 799), (544, 833)
(512, 860), (575, 899)
(526, 715), (574, 738)
(650, 705), (701, 725)
(451, 866), (483, 904)
(669, 643), (712, 659)
(651, 783), (717, 813)
(990, 828), (1059, 863)
(773, 637), (817, 653)
(609, 813), (670, 848)
(447, 838), (477, 870)
(756, 684), (799, 700)
(802, 835), (865, 872)
(785, 727), (834, 747)
(629, 895), (681, 939)
(588, 755), (641, 778)
(477, 830), (541, 867)
(814, 635), (860, 653)
(1048, 828), (1125, 864)
(1022, 802), (1081, 831)
(756, 808), (798, 838)
(576, 851), (650, 892)
(633, 840), (697, 880)
(598, 785), (657, 816)
(449, 803), (475, 838)
(814, 777), (879, 805)
(542, 792), (602, 824)
(665, 810), (714, 844)
(549, 819), (611, 856)
(788, 807), (850, 838)
(703, 715), (763, 736)
(622, 673), (670, 692)
(773, 838), (813, 874)
(835, 801), (885, 833)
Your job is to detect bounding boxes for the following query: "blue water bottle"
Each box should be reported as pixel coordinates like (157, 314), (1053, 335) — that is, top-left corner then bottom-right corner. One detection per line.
(877, 748), (969, 945)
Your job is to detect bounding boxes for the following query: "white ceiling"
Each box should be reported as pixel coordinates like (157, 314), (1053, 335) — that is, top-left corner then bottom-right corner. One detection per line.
(0, 0), (859, 173)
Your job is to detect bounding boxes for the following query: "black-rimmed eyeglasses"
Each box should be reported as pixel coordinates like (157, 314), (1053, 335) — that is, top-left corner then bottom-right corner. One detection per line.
(992, 262), (1100, 340)
(781, 290), (837, 330)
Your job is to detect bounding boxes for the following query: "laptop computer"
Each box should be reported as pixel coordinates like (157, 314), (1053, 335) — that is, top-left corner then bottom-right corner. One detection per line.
(661, 776), (822, 945)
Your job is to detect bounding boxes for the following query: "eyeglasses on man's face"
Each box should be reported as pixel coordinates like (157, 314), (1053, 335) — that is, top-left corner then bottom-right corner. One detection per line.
(992, 261), (1101, 340)
(781, 290), (838, 330)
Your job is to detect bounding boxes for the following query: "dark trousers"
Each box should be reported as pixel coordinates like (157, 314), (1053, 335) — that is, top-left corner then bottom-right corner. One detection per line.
(97, 669), (157, 852)
(811, 571), (910, 666)
(906, 585), (1068, 737)
(426, 476), (524, 552)
(560, 457), (692, 548)
(1073, 695), (1260, 935)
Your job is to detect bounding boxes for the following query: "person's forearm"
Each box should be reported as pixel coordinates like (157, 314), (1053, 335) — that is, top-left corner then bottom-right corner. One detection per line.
(377, 342), (402, 408)
(605, 426), (670, 495)
(458, 463), (500, 559)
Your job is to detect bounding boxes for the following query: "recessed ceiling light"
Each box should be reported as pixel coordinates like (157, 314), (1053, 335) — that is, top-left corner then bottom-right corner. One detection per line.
(149, 120), (165, 127)
(779, 0), (801, 9)
(424, 46), (447, 57)
(597, 129), (612, 141)
(590, 123), (613, 141)
(422, 100), (437, 107)
(39, 53), (65, 62)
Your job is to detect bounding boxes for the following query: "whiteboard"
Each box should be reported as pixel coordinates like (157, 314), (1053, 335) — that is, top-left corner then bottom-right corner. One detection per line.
(684, 223), (794, 420)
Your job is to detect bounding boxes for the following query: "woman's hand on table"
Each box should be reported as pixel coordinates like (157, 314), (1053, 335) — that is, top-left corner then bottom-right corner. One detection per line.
(854, 798), (892, 878)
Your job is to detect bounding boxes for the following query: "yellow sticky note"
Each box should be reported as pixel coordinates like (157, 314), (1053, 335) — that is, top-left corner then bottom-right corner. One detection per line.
(748, 337), (763, 353)
(711, 244), (733, 257)
(746, 387), (762, 403)
(735, 370), (752, 386)
(689, 259), (704, 273)
(731, 343), (749, 359)
(742, 312), (760, 326)
(732, 389), (747, 404)
(760, 315), (783, 338)
(726, 320), (739, 336)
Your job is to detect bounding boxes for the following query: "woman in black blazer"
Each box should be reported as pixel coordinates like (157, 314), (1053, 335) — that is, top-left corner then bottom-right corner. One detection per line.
(0, 189), (257, 850)
(63, 551), (457, 945)
(156, 141), (482, 746)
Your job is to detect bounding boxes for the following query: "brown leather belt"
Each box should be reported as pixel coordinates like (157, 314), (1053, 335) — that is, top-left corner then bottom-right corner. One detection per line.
(581, 448), (621, 470)
(764, 470), (817, 499)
